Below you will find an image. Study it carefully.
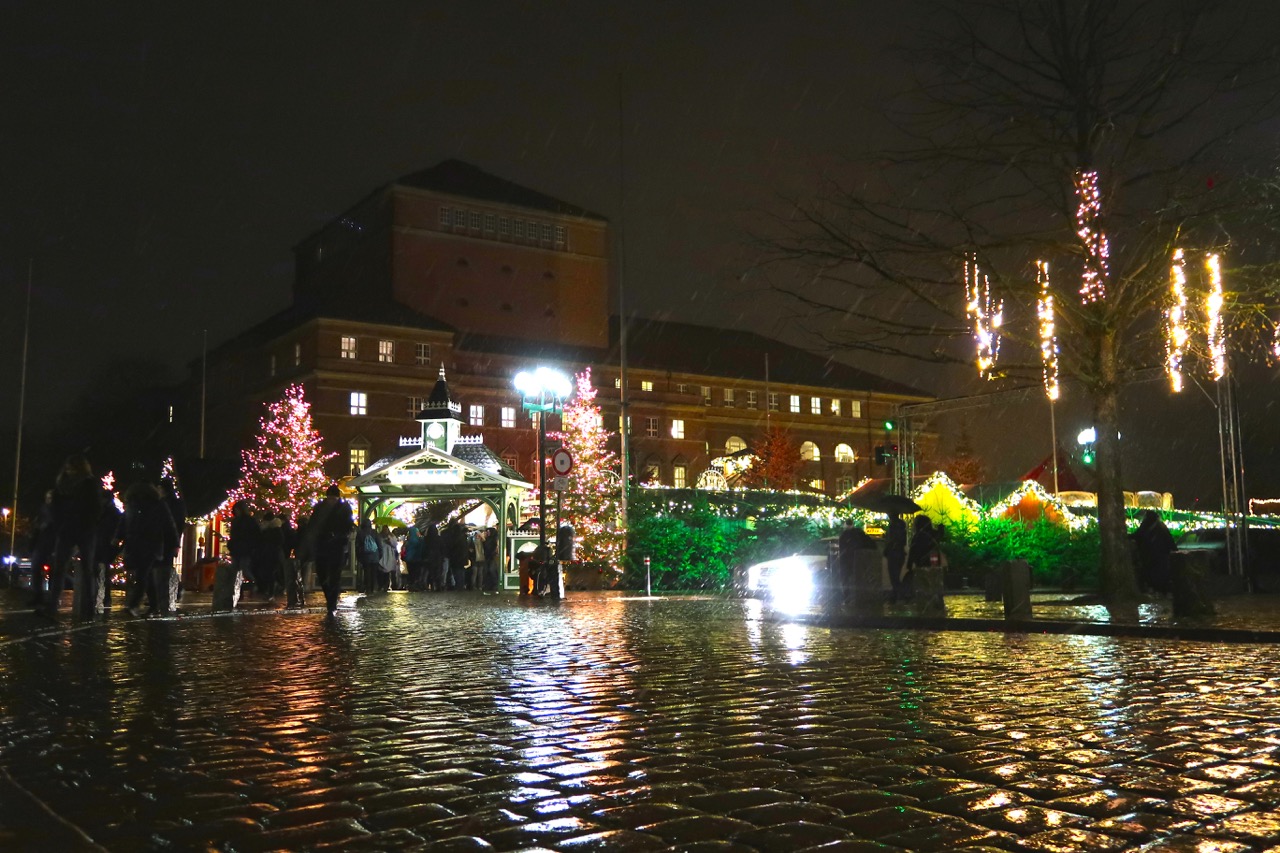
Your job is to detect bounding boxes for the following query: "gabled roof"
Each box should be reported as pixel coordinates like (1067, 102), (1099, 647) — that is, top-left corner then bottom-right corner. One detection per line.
(395, 160), (607, 221)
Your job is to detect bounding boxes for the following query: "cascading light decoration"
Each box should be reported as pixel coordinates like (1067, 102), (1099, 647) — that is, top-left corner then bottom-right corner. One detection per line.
(1165, 249), (1189, 392)
(1075, 170), (1110, 304)
(1036, 260), (1059, 401)
(1205, 253), (1226, 381)
(964, 255), (1003, 379)
(1273, 322), (1280, 362)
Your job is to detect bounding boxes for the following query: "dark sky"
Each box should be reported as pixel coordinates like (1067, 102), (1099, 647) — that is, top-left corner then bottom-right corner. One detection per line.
(2, 1), (1276, 506)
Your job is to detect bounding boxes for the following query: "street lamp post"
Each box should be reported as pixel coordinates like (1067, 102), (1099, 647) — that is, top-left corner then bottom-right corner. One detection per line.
(514, 367), (573, 599)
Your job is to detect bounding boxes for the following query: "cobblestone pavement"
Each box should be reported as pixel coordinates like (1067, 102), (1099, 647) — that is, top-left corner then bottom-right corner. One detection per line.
(4, 592), (1280, 851)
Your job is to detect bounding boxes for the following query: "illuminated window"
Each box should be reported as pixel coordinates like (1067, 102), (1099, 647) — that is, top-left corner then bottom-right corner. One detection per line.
(167, 405), (174, 424)
(702, 386), (712, 406)
(726, 435), (747, 454)
(673, 464), (687, 488)
(723, 388), (735, 407)
(642, 462), (661, 484)
(801, 441), (820, 461)
(293, 342), (302, 367)
(811, 397), (822, 415)
(501, 406), (515, 428)
(809, 478), (825, 491)
(350, 392), (367, 416)
(641, 380), (654, 392)
(850, 400), (862, 418)
(768, 392), (779, 412)
(831, 399), (842, 416)
(470, 405), (484, 426)
(378, 340), (394, 363)
(747, 390), (757, 409)
(501, 452), (517, 469)
(349, 446), (368, 475)
(677, 383), (688, 393)
(645, 417), (659, 437)
(790, 394), (801, 413)
(671, 419), (685, 439)
(407, 396), (426, 417)
(837, 476), (854, 493)
(835, 443), (856, 463)
(340, 336), (357, 360)
(614, 377), (622, 389)
(554, 225), (566, 250)
(415, 343), (430, 365)
(269, 354), (276, 377)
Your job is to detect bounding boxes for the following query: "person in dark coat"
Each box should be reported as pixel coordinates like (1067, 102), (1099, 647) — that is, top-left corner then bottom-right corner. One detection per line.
(905, 515), (939, 596)
(307, 485), (353, 616)
(26, 490), (56, 607)
(403, 525), (426, 590)
(356, 516), (381, 594)
(119, 482), (178, 616)
(41, 454), (105, 620)
(837, 520), (874, 604)
(255, 511), (285, 604)
(227, 500), (259, 599)
(160, 479), (185, 604)
(482, 526), (499, 593)
(1132, 510), (1176, 594)
(96, 491), (124, 614)
(423, 523), (444, 591)
(444, 519), (468, 591)
(884, 512), (907, 603)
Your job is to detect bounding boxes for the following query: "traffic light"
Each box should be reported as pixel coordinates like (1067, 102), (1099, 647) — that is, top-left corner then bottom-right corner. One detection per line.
(875, 444), (899, 466)
(1082, 447), (1095, 465)
(883, 420), (895, 432)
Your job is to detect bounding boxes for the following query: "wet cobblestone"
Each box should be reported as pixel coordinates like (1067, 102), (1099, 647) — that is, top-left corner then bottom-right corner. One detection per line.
(2, 592), (1280, 850)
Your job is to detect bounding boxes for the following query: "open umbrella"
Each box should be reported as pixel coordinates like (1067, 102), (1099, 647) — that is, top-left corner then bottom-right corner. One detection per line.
(851, 493), (922, 515)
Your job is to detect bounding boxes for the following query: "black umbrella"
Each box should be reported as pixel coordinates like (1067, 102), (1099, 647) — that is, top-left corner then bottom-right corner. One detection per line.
(851, 493), (922, 515)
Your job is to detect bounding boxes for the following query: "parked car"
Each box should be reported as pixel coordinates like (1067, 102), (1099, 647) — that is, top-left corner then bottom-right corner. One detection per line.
(1177, 527), (1280, 590)
(736, 541), (843, 613)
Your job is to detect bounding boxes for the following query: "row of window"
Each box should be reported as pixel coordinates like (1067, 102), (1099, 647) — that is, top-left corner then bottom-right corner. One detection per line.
(438, 205), (568, 251)
(340, 337), (433, 365)
(615, 378), (866, 419)
(636, 459), (857, 494)
(351, 393), (521, 429)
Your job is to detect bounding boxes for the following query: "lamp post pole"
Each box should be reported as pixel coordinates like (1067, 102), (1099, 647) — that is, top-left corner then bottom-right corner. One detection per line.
(514, 367), (572, 599)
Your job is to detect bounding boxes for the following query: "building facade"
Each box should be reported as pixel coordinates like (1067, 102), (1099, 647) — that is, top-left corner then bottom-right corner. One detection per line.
(184, 161), (934, 496)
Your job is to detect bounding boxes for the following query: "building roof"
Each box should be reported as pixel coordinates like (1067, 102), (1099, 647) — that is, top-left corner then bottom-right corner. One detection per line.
(450, 436), (526, 482)
(395, 159), (607, 222)
(611, 317), (931, 399)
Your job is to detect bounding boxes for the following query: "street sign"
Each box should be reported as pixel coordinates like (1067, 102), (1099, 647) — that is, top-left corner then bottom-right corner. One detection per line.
(550, 447), (574, 475)
(552, 476), (569, 492)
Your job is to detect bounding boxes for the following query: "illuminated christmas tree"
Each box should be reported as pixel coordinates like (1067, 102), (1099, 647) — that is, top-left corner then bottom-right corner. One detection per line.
(230, 384), (335, 520)
(740, 424), (802, 490)
(549, 368), (624, 565)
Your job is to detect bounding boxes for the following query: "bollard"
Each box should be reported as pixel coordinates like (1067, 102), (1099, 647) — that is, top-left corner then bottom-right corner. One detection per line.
(212, 562), (241, 612)
(913, 565), (946, 616)
(1002, 559), (1032, 621)
(1171, 550), (1215, 618)
(644, 555), (652, 597)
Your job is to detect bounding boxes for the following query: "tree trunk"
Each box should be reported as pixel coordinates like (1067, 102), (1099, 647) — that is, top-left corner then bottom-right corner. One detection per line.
(1092, 331), (1139, 602)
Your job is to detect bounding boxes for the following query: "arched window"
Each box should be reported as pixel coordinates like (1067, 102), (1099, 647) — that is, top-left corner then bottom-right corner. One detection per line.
(835, 443), (856, 463)
(800, 441), (820, 462)
(725, 435), (747, 455)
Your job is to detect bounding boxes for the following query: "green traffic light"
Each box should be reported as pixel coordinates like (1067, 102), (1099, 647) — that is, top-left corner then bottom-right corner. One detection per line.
(884, 420), (895, 431)
(1082, 449), (1095, 465)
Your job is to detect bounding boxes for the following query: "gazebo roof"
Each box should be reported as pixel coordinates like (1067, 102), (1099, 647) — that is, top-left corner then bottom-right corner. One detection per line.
(346, 436), (532, 499)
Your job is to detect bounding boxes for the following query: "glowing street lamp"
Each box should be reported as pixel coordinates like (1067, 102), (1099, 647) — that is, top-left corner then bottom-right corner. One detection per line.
(513, 366), (572, 598)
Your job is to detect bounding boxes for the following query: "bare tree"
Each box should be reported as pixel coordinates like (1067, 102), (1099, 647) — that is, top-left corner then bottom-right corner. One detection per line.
(761, 0), (1280, 601)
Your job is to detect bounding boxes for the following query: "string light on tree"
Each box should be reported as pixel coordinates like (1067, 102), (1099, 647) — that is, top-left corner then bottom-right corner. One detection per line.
(230, 383), (336, 520)
(548, 368), (625, 565)
(964, 255), (1003, 379)
(1075, 169), (1110, 304)
(1036, 260), (1059, 401)
(1206, 253), (1226, 381)
(1165, 249), (1190, 392)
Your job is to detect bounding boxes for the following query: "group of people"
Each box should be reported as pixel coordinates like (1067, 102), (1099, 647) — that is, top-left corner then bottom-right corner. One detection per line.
(356, 517), (501, 595)
(28, 453), (186, 621)
(833, 513), (946, 604)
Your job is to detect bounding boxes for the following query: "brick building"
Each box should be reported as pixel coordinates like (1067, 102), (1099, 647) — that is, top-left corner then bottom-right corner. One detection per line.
(186, 160), (933, 496)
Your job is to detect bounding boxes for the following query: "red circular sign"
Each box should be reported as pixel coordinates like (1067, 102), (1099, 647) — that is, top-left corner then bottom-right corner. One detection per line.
(551, 448), (574, 475)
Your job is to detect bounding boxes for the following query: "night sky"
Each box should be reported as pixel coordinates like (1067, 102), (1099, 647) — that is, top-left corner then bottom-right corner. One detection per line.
(3, 1), (1277, 507)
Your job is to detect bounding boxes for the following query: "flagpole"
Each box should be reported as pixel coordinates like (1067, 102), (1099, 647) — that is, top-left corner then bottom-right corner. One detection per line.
(616, 73), (630, 533)
(8, 260), (32, 570)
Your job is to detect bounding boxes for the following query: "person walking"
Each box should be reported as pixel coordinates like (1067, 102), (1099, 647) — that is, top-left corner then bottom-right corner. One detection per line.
(308, 485), (353, 616)
(905, 515), (939, 598)
(356, 516), (381, 594)
(26, 491), (55, 608)
(287, 511), (309, 607)
(217, 500), (258, 611)
(95, 489), (123, 614)
(39, 454), (106, 621)
(160, 479), (185, 606)
(444, 519), (467, 591)
(119, 482), (178, 617)
(884, 512), (907, 603)
(377, 526), (398, 592)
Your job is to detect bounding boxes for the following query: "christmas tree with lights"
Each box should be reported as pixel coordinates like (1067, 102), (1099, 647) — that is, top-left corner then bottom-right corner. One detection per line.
(230, 384), (336, 520)
(549, 368), (624, 565)
(740, 424), (802, 490)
